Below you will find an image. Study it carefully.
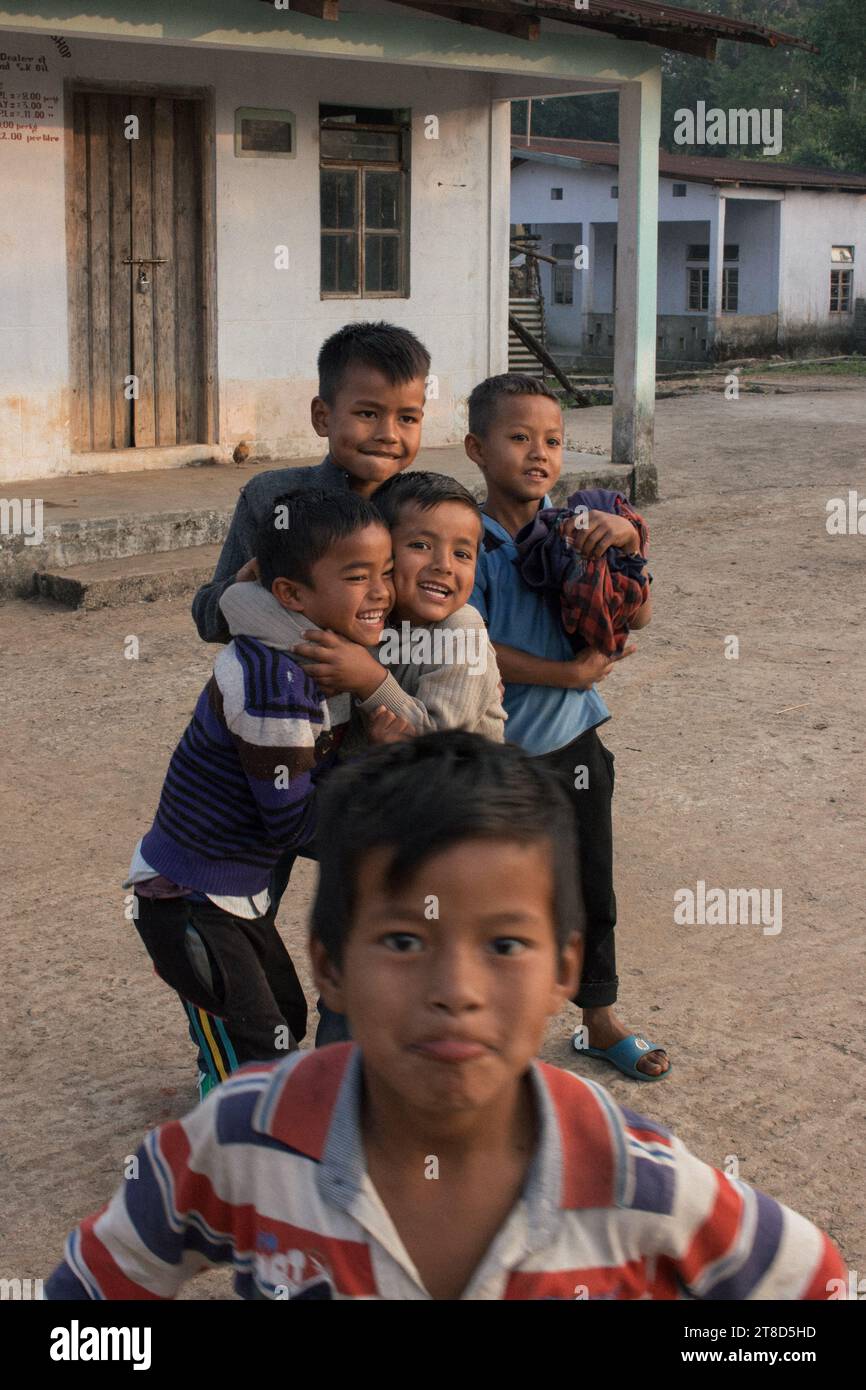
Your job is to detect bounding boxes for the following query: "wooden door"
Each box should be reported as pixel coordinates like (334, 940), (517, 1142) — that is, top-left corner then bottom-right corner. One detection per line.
(68, 91), (209, 451)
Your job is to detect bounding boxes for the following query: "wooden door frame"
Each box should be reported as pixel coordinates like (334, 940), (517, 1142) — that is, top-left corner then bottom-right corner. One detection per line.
(63, 79), (219, 450)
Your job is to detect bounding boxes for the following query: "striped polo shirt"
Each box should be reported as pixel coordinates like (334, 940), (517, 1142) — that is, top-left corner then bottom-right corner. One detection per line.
(46, 1045), (844, 1302)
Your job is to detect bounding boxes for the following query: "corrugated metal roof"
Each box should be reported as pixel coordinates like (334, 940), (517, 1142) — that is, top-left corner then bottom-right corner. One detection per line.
(526, 0), (814, 52)
(512, 138), (866, 192)
(254, 1), (816, 56)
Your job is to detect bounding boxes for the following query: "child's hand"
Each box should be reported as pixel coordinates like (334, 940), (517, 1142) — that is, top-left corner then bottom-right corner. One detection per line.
(567, 644), (636, 689)
(563, 509), (640, 560)
(293, 629), (384, 700)
(235, 557), (261, 583)
(366, 706), (415, 744)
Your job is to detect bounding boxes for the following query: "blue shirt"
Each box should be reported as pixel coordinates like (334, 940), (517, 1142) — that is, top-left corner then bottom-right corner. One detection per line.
(470, 507), (609, 756)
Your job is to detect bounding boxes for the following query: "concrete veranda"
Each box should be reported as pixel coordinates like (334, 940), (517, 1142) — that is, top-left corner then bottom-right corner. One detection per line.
(2, 382), (865, 1295)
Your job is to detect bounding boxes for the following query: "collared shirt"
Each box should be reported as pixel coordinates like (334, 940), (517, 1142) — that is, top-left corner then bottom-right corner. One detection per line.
(470, 505), (609, 756)
(46, 1045), (843, 1302)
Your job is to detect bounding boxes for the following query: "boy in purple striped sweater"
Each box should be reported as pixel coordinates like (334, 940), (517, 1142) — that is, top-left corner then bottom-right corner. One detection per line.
(127, 490), (402, 1096)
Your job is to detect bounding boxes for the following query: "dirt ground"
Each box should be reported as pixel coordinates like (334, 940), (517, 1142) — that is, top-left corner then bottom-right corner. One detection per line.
(2, 380), (865, 1298)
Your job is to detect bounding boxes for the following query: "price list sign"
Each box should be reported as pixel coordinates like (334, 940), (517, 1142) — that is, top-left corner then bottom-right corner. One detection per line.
(0, 49), (60, 145)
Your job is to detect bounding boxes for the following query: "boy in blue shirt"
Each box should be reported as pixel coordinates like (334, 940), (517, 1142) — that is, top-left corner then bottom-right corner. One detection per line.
(465, 374), (667, 1081)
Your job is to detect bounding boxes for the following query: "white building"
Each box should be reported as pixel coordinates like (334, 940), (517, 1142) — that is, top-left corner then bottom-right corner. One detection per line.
(511, 137), (866, 365)
(0, 3), (806, 492)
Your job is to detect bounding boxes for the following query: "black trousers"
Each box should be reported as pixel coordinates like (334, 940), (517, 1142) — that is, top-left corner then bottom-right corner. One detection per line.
(134, 894), (308, 1081)
(271, 849), (350, 1047)
(534, 725), (618, 1009)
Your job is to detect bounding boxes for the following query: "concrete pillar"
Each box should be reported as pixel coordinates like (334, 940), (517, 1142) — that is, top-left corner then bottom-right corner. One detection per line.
(488, 98), (513, 377)
(612, 71), (661, 502)
(707, 193), (727, 350)
(583, 221), (599, 354)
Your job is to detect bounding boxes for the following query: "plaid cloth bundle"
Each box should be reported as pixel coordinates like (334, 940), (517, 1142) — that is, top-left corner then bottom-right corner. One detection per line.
(514, 488), (649, 657)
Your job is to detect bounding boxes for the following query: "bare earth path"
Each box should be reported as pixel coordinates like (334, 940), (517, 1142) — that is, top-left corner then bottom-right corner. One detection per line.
(2, 381), (864, 1296)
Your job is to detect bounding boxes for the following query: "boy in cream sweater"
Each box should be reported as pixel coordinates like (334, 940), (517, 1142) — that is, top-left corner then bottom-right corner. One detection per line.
(221, 472), (506, 744)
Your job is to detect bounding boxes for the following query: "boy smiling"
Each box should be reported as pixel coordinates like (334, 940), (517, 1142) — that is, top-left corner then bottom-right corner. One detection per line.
(49, 734), (845, 1301)
(192, 322), (430, 645)
(128, 491), (399, 1091)
(466, 373), (667, 1081)
(236, 472), (506, 740)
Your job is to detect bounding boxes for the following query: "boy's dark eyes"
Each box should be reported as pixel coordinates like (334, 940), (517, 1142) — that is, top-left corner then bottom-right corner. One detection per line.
(382, 932), (423, 953)
(508, 432), (561, 447)
(379, 933), (530, 956)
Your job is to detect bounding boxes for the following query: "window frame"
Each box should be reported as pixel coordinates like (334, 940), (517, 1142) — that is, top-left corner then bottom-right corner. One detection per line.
(687, 265), (709, 312)
(552, 264), (574, 306)
(721, 265), (739, 314)
(319, 114), (410, 300)
(829, 267), (853, 313)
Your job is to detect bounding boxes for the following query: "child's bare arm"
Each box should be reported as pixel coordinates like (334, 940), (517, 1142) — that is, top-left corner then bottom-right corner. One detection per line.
(493, 642), (635, 690)
(629, 593), (652, 630)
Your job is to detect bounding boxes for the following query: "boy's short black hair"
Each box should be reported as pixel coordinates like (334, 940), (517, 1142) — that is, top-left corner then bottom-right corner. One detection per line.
(311, 730), (583, 965)
(467, 373), (560, 439)
(255, 489), (387, 590)
(317, 322), (431, 405)
(371, 470), (483, 533)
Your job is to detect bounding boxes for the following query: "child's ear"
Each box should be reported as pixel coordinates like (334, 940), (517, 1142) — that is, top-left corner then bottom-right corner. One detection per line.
(310, 936), (347, 1016)
(310, 396), (331, 439)
(272, 577), (307, 612)
(464, 432), (486, 471)
(550, 933), (582, 1014)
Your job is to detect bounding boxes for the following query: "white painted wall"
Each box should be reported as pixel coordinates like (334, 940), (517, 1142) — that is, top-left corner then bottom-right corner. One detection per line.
(777, 189), (866, 338)
(512, 155), (866, 353)
(723, 199), (779, 316)
(0, 30), (506, 482)
(658, 219), (712, 313)
(523, 221), (583, 349)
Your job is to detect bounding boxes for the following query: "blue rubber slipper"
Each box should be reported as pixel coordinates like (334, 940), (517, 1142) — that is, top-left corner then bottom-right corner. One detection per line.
(573, 1032), (671, 1082)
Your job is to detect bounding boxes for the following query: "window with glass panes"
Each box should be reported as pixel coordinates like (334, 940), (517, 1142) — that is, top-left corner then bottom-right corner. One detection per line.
(830, 246), (854, 312)
(320, 106), (409, 297)
(686, 245), (739, 312)
(553, 265), (573, 305)
(688, 266), (709, 311)
(722, 267), (739, 312)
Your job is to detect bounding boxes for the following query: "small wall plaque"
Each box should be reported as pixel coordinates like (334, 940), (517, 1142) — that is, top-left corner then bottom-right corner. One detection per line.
(235, 107), (296, 158)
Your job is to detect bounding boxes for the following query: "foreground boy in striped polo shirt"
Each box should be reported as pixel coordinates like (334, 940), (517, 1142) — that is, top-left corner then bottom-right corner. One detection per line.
(50, 733), (843, 1301)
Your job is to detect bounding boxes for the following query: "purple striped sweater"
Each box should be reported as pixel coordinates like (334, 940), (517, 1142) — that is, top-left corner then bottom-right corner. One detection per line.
(139, 634), (350, 897)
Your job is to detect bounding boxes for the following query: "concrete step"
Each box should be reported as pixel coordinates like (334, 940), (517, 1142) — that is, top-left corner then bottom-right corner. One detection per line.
(34, 544), (222, 610)
(24, 459), (639, 611)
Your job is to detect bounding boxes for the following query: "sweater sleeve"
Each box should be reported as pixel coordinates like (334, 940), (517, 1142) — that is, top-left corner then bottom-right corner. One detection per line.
(357, 611), (506, 738)
(216, 644), (329, 851)
(45, 1099), (241, 1300)
(191, 488), (259, 644)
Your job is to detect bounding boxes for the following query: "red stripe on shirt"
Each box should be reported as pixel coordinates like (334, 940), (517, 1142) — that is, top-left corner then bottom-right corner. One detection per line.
(626, 1125), (673, 1148)
(79, 1212), (165, 1300)
(800, 1231), (848, 1299)
(266, 1043), (356, 1160)
(536, 1063), (616, 1209)
(679, 1168), (743, 1284)
(505, 1257), (651, 1301)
